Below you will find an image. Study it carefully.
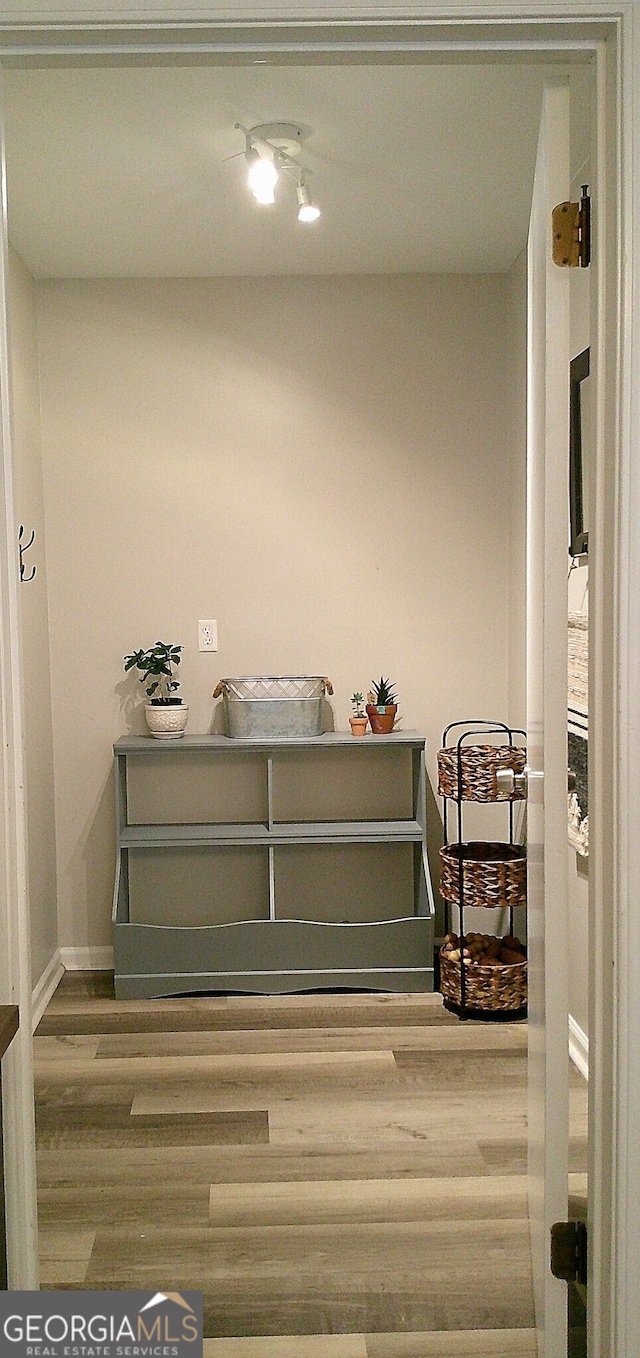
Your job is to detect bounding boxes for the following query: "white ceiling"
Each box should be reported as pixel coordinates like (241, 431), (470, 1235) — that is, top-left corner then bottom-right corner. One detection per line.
(3, 63), (573, 278)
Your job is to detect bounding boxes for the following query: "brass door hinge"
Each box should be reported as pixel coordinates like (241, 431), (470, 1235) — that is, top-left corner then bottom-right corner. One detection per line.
(552, 186), (591, 268)
(550, 1220), (588, 1285)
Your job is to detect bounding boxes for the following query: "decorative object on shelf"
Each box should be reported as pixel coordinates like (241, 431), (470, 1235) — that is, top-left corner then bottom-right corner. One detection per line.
(123, 641), (188, 739)
(18, 525), (36, 582)
(140, 703), (189, 740)
(366, 677), (398, 734)
(213, 675), (333, 740)
(437, 719), (527, 1020)
(440, 931), (527, 1013)
(349, 693), (368, 737)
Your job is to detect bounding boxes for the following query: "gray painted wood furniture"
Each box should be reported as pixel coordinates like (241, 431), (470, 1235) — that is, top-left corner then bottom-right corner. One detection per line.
(112, 731), (435, 998)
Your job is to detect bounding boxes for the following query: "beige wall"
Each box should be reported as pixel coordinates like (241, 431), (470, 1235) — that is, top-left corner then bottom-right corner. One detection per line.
(8, 246), (58, 988)
(35, 273), (522, 949)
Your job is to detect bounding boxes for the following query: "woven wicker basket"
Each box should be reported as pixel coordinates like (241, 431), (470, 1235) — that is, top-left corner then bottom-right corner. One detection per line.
(437, 744), (526, 802)
(439, 841), (527, 909)
(440, 940), (527, 1013)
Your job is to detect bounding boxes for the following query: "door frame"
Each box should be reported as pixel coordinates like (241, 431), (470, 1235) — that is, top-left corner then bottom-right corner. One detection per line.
(527, 81), (573, 1357)
(0, 4), (634, 1353)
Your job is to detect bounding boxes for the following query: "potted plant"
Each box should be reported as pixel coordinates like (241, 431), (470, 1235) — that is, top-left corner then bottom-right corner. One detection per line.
(349, 692), (368, 737)
(366, 676), (398, 734)
(124, 641), (189, 739)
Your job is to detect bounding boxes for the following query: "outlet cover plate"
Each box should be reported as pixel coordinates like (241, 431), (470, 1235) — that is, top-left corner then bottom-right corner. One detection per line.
(198, 620), (218, 652)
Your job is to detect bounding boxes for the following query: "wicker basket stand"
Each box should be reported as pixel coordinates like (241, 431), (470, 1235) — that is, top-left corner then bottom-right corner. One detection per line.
(437, 720), (527, 1020)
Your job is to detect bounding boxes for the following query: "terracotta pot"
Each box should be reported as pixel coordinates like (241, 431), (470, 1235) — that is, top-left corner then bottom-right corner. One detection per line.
(349, 716), (368, 737)
(145, 702), (189, 739)
(366, 704), (397, 735)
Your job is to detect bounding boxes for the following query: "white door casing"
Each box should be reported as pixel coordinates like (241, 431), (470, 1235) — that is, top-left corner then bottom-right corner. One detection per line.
(0, 11), (628, 1349)
(527, 83), (571, 1358)
(0, 72), (39, 1289)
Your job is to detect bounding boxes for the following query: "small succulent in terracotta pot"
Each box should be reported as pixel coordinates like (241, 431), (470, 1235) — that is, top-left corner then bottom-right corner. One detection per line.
(366, 677), (398, 734)
(349, 692), (368, 737)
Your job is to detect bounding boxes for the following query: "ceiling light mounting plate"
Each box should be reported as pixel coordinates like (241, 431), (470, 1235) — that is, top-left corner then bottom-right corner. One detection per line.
(249, 123), (304, 160)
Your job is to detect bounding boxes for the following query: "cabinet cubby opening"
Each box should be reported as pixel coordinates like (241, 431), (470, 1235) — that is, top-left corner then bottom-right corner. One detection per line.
(271, 746), (413, 825)
(127, 844), (270, 927)
(273, 841), (415, 924)
(126, 750), (268, 826)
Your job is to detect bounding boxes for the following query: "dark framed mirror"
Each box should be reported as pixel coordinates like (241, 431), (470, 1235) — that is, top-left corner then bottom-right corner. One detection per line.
(569, 347), (590, 558)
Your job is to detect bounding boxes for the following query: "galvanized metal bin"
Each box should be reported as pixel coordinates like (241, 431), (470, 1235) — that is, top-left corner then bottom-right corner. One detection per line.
(213, 676), (333, 740)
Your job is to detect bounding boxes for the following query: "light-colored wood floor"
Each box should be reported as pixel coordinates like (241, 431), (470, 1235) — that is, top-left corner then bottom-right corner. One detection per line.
(34, 975), (588, 1358)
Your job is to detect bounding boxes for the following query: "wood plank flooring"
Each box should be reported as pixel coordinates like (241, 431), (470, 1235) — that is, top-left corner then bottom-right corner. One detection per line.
(34, 974), (588, 1357)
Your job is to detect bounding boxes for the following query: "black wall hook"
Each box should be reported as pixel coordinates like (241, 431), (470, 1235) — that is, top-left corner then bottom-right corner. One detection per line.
(18, 525), (36, 582)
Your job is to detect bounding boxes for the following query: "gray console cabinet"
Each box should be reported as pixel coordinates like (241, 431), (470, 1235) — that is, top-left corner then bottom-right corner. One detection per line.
(112, 731), (435, 998)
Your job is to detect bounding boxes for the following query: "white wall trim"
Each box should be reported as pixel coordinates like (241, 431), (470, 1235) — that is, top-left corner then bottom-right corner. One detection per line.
(0, 69), (39, 1290)
(569, 1014), (589, 1082)
(59, 946), (114, 971)
(0, 1), (627, 1336)
(30, 948), (63, 1030)
(608, 9), (640, 1357)
(31, 947), (114, 1029)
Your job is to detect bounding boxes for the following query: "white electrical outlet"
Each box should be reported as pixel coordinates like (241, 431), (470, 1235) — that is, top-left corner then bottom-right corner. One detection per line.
(198, 620), (218, 652)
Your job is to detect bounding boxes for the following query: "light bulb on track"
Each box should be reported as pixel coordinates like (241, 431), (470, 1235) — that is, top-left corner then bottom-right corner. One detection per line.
(296, 180), (320, 223)
(247, 150), (279, 205)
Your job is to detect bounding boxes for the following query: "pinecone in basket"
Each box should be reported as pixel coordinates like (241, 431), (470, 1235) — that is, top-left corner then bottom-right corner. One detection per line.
(442, 931), (527, 966)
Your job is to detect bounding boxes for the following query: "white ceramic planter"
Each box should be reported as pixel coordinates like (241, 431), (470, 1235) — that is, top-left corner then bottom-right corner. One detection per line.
(145, 702), (189, 739)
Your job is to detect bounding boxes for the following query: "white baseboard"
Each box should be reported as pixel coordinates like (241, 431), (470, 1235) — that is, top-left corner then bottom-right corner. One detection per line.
(31, 949), (64, 1031)
(569, 1014), (589, 1081)
(31, 946), (114, 1028)
(59, 946), (114, 972)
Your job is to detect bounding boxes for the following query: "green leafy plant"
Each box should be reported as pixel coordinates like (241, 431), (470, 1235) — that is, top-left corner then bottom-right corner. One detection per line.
(350, 692), (365, 718)
(368, 676), (398, 708)
(124, 642), (183, 704)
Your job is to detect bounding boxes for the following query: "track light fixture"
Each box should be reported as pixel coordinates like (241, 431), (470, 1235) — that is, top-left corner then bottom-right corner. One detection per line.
(296, 177), (321, 223)
(235, 122), (321, 223)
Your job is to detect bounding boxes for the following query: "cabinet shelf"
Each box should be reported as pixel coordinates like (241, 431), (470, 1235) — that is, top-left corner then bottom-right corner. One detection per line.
(272, 819), (423, 841)
(120, 822), (267, 845)
(120, 819), (424, 847)
(112, 731), (435, 998)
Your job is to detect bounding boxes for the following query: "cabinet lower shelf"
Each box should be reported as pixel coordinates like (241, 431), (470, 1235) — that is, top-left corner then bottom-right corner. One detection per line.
(113, 915), (434, 998)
